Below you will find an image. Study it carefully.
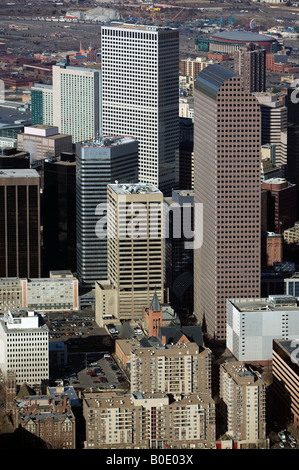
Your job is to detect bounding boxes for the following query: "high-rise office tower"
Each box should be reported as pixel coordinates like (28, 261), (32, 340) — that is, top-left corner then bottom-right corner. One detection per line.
(194, 65), (261, 341)
(76, 136), (138, 287)
(179, 117), (194, 190)
(101, 24), (179, 196)
(52, 60), (102, 143)
(286, 83), (299, 216)
(254, 92), (287, 173)
(43, 153), (77, 274)
(234, 43), (266, 93)
(96, 182), (164, 321)
(164, 189), (194, 316)
(0, 169), (41, 278)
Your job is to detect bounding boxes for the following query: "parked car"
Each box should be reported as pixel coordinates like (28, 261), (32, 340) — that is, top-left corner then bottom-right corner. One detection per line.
(278, 431), (287, 442)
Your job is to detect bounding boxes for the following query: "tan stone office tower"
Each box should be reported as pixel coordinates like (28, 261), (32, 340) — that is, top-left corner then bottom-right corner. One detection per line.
(194, 64), (261, 340)
(96, 183), (164, 321)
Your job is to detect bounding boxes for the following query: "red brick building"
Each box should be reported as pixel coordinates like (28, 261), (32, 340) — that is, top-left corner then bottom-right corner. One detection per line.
(12, 387), (76, 449)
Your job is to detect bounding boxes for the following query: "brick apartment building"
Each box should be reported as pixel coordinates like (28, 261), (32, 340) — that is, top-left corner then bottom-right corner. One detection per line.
(83, 391), (216, 449)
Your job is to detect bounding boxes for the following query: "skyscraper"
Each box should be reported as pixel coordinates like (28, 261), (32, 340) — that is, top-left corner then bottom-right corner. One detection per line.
(234, 43), (266, 93)
(101, 24), (179, 196)
(254, 92), (287, 173)
(286, 83), (299, 215)
(0, 169), (41, 278)
(76, 136), (138, 287)
(194, 64), (261, 341)
(43, 153), (77, 274)
(52, 61), (102, 143)
(96, 182), (164, 321)
(164, 189), (194, 316)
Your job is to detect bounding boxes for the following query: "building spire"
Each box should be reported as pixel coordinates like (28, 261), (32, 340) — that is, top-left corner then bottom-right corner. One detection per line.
(150, 290), (161, 311)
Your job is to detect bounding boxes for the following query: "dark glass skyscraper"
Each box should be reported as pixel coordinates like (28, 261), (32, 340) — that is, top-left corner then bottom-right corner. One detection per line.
(0, 169), (41, 278)
(76, 136), (138, 287)
(43, 153), (77, 275)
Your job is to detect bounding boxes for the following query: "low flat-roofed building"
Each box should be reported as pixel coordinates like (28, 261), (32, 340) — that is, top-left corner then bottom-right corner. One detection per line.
(0, 272), (78, 313)
(82, 391), (216, 449)
(20, 273), (79, 312)
(114, 338), (141, 369)
(226, 295), (299, 362)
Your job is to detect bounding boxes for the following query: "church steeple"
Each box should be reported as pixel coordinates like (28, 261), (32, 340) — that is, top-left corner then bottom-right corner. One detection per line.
(150, 290), (161, 311)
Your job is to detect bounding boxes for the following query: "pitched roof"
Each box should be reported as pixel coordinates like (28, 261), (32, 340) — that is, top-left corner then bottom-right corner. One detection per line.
(159, 326), (204, 348)
(16, 383), (36, 399)
(150, 291), (161, 311)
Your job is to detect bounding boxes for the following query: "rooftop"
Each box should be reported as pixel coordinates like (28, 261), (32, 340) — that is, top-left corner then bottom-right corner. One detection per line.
(228, 295), (298, 312)
(0, 169), (40, 179)
(195, 64), (238, 100)
(211, 30), (276, 43)
(54, 64), (101, 74)
(132, 339), (200, 355)
(81, 136), (136, 148)
(108, 23), (176, 32)
(109, 182), (161, 195)
(222, 361), (261, 384)
(274, 339), (299, 358)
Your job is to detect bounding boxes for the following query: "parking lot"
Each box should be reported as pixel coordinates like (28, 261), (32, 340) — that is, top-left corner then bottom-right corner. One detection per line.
(105, 319), (145, 341)
(65, 352), (129, 393)
(46, 311), (130, 393)
(48, 315), (97, 341)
